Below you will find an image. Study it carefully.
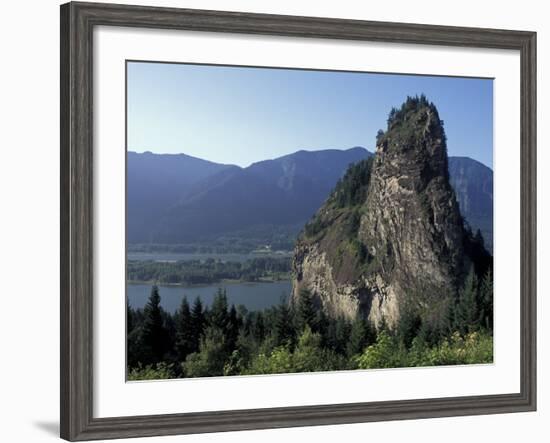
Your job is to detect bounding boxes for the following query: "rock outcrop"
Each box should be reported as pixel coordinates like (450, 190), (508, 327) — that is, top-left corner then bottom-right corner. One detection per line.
(292, 96), (491, 329)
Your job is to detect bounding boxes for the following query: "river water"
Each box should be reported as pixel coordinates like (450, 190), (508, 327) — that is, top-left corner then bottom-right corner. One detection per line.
(127, 280), (292, 313)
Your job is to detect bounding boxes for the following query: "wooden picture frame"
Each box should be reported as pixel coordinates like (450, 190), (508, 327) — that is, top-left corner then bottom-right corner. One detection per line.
(60, 1), (536, 440)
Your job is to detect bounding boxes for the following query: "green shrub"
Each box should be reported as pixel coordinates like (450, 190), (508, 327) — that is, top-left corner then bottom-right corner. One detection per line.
(127, 362), (175, 381)
(245, 327), (348, 375)
(355, 330), (493, 370)
(182, 327), (229, 377)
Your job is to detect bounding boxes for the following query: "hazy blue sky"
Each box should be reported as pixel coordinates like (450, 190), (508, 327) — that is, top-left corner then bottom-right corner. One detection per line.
(127, 61), (493, 169)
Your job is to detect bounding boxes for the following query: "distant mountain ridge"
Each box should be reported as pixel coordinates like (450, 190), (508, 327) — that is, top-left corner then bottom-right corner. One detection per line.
(127, 148), (493, 252)
(127, 151), (234, 243)
(448, 156), (493, 250)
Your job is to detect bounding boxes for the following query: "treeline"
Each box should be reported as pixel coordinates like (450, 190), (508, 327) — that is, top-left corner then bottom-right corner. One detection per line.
(127, 256), (291, 285)
(128, 224), (299, 255)
(332, 157), (374, 209)
(384, 94), (443, 133)
(303, 158), (373, 239)
(127, 266), (493, 380)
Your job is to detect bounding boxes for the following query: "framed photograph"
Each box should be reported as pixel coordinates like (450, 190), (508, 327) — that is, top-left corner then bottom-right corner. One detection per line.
(60, 1), (536, 440)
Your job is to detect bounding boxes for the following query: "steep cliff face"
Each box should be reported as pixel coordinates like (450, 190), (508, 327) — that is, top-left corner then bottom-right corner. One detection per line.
(292, 96), (490, 329)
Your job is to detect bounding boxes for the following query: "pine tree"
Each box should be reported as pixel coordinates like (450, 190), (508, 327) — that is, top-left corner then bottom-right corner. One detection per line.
(397, 306), (422, 348)
(297, 288), (317, 332)
(455, 267), (480, 334)
(190, 297), (205, 353)
(141, 285), (169, 365)
(315, 308), (329, 342)
(274, 300), (294, 348)
(252, 311), (265, 342)
(479, 269), (493, 330)
(161, 309), (176, 359)
(444, 298), (456, 337)
(174, 297), (193, 362)
(242, 312), (253, 336)
(324, 316), (351, 355)
(209, 288), (229, 332)
(347, 317), (373, 357)
(226, 304), (241, 351)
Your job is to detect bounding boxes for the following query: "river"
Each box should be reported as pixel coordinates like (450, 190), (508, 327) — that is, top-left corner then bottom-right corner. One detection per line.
(127, 280), (292, 313)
